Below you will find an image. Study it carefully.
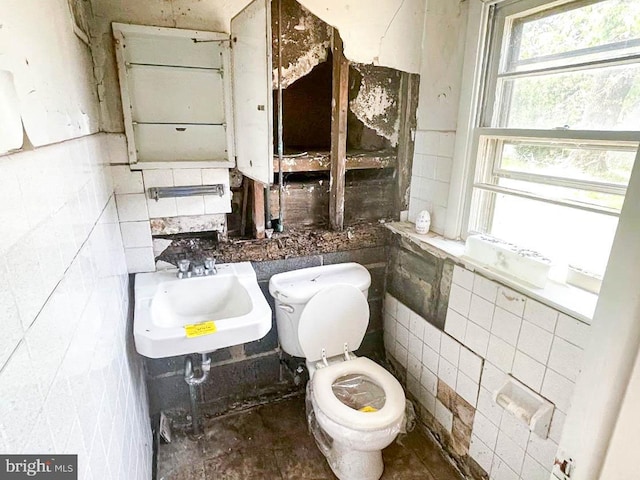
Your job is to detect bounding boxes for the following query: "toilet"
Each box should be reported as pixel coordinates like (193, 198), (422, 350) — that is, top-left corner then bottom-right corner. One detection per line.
(269, 263), (406, 480)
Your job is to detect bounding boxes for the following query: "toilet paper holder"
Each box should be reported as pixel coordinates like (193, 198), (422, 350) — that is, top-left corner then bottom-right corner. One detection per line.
(493, 376), (554, 439)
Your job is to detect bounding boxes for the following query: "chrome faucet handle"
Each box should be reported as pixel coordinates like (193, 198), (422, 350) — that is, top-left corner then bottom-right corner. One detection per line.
(192, 264), (205, 277)
(177, 259), (191, 279)
(204, 257), (217, 274)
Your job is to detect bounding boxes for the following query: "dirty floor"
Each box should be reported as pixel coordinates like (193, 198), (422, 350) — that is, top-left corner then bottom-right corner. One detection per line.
(158, 395), (462, 480)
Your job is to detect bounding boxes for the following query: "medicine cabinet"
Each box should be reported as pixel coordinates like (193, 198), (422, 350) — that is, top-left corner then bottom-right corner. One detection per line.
(112, 0), (273, 185)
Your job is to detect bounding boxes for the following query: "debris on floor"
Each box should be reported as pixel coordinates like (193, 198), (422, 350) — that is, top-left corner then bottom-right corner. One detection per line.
(157, 395), (463, 480)
(156, 223), (389, 266)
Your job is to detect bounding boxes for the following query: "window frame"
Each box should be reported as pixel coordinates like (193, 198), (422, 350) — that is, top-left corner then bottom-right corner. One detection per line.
(447, 0), (640, 247)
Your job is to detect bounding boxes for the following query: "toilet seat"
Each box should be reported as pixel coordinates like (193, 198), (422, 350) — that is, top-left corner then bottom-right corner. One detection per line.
(312, 357), (405, 432)
(298, 285), (369, 362)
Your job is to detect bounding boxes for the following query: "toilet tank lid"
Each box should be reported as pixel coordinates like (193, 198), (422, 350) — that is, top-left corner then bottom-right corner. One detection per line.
(269, 263), (371, 304)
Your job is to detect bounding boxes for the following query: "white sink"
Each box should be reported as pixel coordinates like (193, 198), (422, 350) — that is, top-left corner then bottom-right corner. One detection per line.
(134, 262), (272, 358)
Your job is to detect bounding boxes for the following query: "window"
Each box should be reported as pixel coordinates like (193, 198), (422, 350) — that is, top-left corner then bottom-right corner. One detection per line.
(466, 0), (640, 283)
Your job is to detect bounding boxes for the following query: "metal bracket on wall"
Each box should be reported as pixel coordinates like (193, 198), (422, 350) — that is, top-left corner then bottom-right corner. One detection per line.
(147, 184), (224, 201)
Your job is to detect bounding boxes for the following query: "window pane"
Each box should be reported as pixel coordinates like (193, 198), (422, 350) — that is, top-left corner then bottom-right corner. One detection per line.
(472, 190), (619, 276)
(509, 0), (640, 71)
(496, 177), (625, 211)
(498, 63), (640, 129)
(499, 142), (635, 186)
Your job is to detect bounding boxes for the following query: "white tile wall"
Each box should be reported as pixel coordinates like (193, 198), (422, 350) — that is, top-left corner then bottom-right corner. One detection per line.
(115, 193), (149, 222)
(147, 197), (178, 218)
(444, 308), (467, 342)
(470, 435), (494, 473)
(385, 293), (483, 426)
(120, 221), (153, 248)
(555, 313), (590, 349)
(176, 196), (205, 216)
(111, 166), (144, 194)
(0, 134), (152, 479)
(458, 268), (591, 478)
(435, 399), (454, 431)
(173, 168), (202, 186)
(111, 166), (232, 273)
(517, 321), (553, 364)
(140, 168), (232, 219)
(384, 265), (592, 480)
(408, 130), (456, 234)
(124, 247), (156, 274)
(512, 352), (545, 391)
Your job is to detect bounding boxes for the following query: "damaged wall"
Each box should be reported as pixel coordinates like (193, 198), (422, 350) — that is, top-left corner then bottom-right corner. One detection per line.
(0, 0), (99, 146)
(384, 229), (591, 480)
(0, 1), (152, 476)
(145, 226), (389, 423)
(111, 161), (235, 273)
(89, 0), (426, 133)
(273, 1), (402, 153)
(349, 64), (401, 148)
(298, 0), (425, 74)
(271, 0), (331, 89)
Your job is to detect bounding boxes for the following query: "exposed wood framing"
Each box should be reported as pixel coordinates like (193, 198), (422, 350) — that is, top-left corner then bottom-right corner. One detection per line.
(272, 151), (396, 173)
(270, 182), (329, 226)
(345, 177), (396, 225)
(329, 29), (349, 231)
(251, 179), (266, 239)
(269, 177), (396, 227)
(395, 72), (420, 216)
(240, 178), (249, 237)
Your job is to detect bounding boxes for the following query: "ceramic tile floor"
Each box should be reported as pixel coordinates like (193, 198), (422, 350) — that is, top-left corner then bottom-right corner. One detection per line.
(158, 395), (463, 480)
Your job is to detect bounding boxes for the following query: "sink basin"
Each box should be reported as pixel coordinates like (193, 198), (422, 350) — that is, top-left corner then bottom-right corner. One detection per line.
(134, 262), (272, 358)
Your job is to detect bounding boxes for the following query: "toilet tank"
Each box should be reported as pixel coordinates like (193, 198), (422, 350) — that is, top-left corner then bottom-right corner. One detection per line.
(268, 263), (371, 357)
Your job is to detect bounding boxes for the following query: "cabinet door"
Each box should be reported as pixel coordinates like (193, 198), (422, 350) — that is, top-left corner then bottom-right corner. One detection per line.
(231, 0), (273, 185)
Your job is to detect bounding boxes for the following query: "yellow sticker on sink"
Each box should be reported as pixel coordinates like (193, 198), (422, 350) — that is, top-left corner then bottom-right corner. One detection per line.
(185, 321), (217, 338)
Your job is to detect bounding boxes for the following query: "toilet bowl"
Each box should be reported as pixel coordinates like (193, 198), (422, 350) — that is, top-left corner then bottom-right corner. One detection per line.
(269, 263), (406, 480)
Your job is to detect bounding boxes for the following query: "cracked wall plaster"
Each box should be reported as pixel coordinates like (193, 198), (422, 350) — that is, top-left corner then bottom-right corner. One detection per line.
(350, 64), (401, 146)
(88, 0), (426, 132)
(272, 0), (331, 89)
(0, 0), (100, 147)
(298, 0), (424, 74)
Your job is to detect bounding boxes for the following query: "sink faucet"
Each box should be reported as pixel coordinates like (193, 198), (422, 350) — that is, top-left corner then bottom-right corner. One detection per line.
(176, 257), (217, 279)
(204, 257), (217, 275)
(177, 259), (191, 279)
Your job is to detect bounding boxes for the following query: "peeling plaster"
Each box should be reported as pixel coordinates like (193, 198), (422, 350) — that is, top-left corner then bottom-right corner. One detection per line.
(0, 0), (100, 147)
(272, 0), (331, 89)
(298, 0), (424, 73)
(275, 42), (329, 89)
(350, 64), (400, 146)
(89, 0), (426, 132)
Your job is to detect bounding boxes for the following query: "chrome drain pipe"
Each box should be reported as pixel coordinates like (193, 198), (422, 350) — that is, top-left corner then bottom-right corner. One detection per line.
(184, 353), (211, 435)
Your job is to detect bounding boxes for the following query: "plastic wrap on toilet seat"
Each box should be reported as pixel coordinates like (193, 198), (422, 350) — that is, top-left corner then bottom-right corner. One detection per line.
(331, 374), (386, 412)
(401, 399), (416, 434)
(307, 378), (408, 480)
(306, 382), (334, 457)
(307, 379), (404, 448)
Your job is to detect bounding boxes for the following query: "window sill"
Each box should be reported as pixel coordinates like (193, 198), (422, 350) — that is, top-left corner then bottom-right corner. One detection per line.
(385, 221), (596, 324)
